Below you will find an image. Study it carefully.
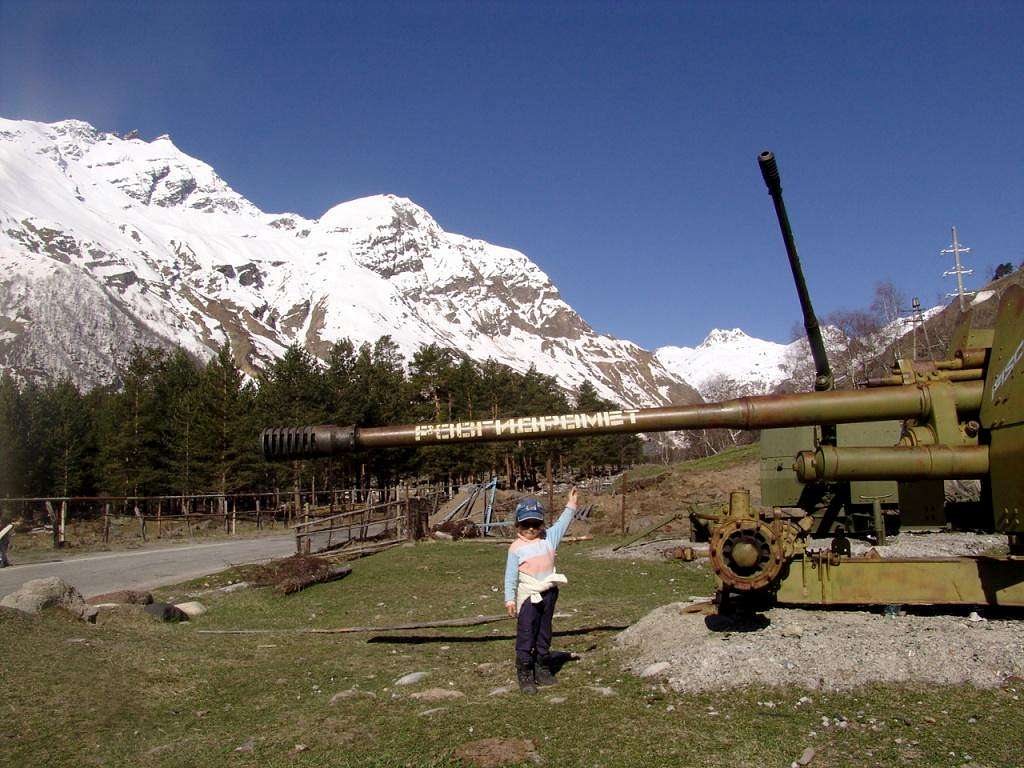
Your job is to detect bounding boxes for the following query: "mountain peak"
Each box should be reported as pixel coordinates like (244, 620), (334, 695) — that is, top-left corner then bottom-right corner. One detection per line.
(319, 194), (434, 231)
(698, 328), (750, 348)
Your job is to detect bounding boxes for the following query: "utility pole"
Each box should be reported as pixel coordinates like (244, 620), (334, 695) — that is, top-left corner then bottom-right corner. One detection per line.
(941, 226), (974, 312)
(908, 297), (935, 361)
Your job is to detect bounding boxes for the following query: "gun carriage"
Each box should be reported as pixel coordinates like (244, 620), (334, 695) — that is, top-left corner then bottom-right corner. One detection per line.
(261, 154), (1024, 613)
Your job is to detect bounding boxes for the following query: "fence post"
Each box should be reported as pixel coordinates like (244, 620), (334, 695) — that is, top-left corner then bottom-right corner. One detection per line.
(256, 497), (262, 530)
(156, 500), (162, 539)
(404, 483), (414, 541)
(137, 504), (146, 543)
(546, 457), (554, 525)
(620, 471), (628, 536)
(103, 503), (110, 544)
(59, 500), (67, 548)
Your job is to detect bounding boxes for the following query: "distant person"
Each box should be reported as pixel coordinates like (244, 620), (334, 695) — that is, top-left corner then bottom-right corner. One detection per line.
(503, 488), (578, 694)
(0, 522), (13, 568)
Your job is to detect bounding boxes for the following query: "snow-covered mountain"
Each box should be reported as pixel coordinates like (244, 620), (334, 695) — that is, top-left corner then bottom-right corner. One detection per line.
(655, 329), (805, 398)
(0, 117), (698, 408)
(657, 303), (948, 401)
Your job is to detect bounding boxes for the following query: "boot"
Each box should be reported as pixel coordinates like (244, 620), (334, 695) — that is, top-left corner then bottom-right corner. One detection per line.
(534, 656), (557, 686)
(516, 660), (538, 695)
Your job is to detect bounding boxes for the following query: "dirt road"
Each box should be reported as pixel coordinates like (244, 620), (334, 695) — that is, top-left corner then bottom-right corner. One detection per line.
(0, 535), (295, 599)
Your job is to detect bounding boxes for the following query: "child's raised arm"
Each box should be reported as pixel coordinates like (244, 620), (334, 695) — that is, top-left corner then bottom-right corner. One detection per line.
(546, 487), (579, 549)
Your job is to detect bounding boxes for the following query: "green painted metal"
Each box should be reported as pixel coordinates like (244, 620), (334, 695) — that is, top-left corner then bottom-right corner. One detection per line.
(795, 445), (990, 482)
(775, 554), (1024, 607)
(980, 284), (1024, 534)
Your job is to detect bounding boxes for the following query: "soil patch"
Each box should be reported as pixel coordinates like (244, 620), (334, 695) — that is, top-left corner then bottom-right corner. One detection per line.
(240, 554), (350, 594)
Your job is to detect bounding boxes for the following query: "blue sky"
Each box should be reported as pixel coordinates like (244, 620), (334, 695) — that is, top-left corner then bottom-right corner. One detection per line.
(2, 1), (1021, 349)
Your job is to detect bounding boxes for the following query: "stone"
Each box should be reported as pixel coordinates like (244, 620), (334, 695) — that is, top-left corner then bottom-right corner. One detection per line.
(173, 601), (207, 619)
(287, 744), (308, 757)
(419, 707), (448, 717)
(234, 738), (255, 753)
(219, 582), (249, 593)
(781, 624), (804, 638)
(796, 746), (815, 765)
(548, 696), (566, 704)
(588, 685), (616, 697)
(329, 689), (376, 704)
(0, 576), (95, 621)
(488, 685), (513, 696)
(85, 589), (153, 606)
(144, 603), (189, 622)
(640, 661), (670, 678)
(453, 738), (542, 767)
(394, 671), (428, 686)
(409, 688), (465, 702)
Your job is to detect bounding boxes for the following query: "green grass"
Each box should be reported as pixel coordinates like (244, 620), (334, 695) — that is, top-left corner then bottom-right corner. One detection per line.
(2, 539), (1022, 767)
(670, 443), (760, 472)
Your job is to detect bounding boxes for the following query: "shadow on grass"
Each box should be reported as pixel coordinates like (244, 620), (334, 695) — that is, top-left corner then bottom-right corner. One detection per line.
(366, 624), (628, 645)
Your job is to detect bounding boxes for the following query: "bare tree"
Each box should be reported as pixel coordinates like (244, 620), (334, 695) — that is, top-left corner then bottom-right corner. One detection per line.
(870, 280), (906, 327)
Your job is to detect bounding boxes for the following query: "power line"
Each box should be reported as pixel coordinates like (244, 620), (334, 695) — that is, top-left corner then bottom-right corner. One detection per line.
(941, 226), (974, 311)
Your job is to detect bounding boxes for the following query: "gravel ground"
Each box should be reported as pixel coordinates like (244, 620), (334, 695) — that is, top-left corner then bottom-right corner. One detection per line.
(807, 531), (1007, 558)
(617, 602), (1024, 692)
(594, 531), (1006, 562)
(590, 537), (706, 561)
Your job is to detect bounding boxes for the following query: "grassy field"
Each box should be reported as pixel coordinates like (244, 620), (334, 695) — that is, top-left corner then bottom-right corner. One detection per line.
(2, 538), (1022, 767)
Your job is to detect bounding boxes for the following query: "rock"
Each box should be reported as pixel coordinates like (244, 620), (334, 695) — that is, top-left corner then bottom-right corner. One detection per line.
(287, 744), (308, 757)
(234, 738), (255, 753)
(488, 685), (513, 696)
(144, 603), (189, 622)
(85, 589), (153, 606)
(419, 707), (448, 717)
(453, 738), (542, 767)
(588, 685), (616, 697)
(219, 582), (249, 594)
(796, 746), (815, 765)
(409, 688), (465, 702)
(173, 601), (207, 619)
(640, 661), (670, 678)
(394, 671), (428, 686)
(329, 689), (376, 704)
(548, 696), (566, 704)
(0, 577), (95, 621)
(781, 625), (804, 638)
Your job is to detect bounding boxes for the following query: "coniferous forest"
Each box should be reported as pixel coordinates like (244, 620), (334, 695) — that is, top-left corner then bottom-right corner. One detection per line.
(0, 337), (641, 500)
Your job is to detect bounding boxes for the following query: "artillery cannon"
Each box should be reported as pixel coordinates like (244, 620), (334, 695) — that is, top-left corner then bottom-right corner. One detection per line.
(755, 151), (984, 537)
(261, 282), (1024, 610)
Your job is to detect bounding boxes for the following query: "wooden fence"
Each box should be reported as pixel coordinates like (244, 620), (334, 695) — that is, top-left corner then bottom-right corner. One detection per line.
(0, 484), (449, 551)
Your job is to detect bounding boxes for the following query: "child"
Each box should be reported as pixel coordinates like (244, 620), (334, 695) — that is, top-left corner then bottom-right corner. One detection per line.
(503, 487), (579, 694)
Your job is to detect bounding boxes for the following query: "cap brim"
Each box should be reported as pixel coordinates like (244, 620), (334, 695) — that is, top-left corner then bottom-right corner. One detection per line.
(517, 512), (544, 523)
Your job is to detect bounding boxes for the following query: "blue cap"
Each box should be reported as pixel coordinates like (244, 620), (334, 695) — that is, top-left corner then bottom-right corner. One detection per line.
(514, 498), (544, 523)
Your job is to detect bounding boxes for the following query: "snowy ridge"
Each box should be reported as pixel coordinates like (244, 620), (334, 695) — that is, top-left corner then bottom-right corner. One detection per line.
(655, 329), (801, 398)
(0, 117), (698, 408)
(656, 306), (946, 400)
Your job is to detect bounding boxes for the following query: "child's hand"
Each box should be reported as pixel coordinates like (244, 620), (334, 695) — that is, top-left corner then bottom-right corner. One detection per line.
(506, 601), (517, 617)
(567, 487), (579, 510)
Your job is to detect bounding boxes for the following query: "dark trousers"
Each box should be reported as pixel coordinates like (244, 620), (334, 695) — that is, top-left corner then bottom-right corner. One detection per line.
(515, 586), (558, 665)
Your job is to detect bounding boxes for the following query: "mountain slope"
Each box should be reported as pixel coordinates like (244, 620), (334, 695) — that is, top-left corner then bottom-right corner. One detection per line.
(0, 118), (697, 407)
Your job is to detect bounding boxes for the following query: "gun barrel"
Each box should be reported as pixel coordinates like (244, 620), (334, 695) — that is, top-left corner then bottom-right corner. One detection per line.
(795, 445), (990, 482)
(759, 150), (833, 392)
(261, 380), (983, 460)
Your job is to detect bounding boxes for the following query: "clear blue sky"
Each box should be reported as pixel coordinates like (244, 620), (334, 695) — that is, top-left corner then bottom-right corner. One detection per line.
(2, 1), (1022, 349)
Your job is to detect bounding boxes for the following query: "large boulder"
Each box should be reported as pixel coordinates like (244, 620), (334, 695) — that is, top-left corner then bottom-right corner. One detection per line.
(0, 577), (96, 622)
